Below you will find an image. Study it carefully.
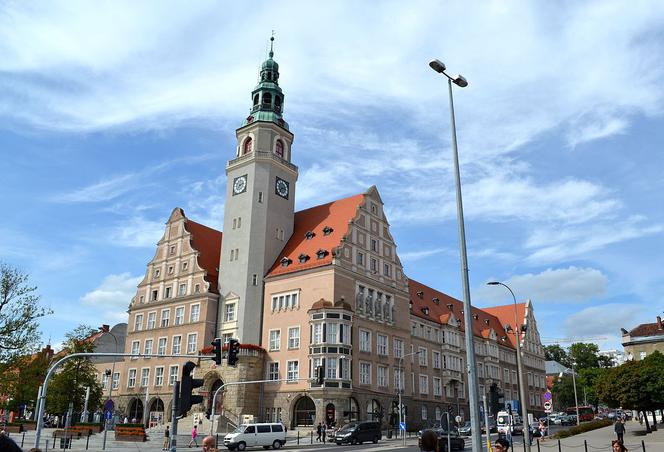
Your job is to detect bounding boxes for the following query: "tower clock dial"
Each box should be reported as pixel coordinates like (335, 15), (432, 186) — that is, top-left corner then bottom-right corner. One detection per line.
(233, 175), (248, 195)
(275, 177), (289, 199)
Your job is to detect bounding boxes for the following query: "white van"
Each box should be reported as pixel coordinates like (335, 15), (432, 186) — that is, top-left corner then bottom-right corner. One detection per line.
(224, 423), (287, 451)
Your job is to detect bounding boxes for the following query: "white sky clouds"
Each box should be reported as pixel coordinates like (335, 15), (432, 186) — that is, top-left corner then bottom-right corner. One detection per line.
(80, 272), (143, 321)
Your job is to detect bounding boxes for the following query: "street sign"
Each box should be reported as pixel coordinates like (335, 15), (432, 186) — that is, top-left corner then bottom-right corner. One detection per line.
(103, 399), (114, 412)
(543, 390), (552, 402)
(544, 401), (553, 413)
(399, 422), (406, 431)
(455, 415), (462, 423)
(105, 411), (112, 420)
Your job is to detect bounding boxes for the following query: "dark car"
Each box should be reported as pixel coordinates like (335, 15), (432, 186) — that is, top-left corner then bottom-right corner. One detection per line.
(458, 421), (471, 436)
(561, 414), (577, 426)
(335, 421), (381, 445)
(417, 429), (465, 452)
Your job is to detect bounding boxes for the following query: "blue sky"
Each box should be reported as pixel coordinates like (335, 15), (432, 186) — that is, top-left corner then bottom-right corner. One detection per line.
(1, 1), (663, 351)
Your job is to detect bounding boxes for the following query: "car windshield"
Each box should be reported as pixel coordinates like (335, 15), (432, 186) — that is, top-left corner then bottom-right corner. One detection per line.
(339, 424), (357, 432)
(232, 425), (246, 433)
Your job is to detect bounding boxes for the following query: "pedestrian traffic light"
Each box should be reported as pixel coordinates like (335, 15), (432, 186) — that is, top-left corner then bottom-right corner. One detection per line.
(316, 364), (325, 385)
(211, 338), (222, 366)
(179, 361), (204, 417)
(227, 339), (240, 367)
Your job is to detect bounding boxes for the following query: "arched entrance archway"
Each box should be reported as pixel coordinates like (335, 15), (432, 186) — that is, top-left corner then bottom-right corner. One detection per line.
(292, 396), (315, 427)
(366, 399), (382, 421)
(207, 379), (224, 414)
(325, 403), (335, 427)
(348, 397), (360, 422)
(148, 398), (165, 427)
(127, 398), (144, 423)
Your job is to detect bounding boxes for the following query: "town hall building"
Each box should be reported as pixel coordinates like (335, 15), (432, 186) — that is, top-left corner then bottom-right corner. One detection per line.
(104, 40), (546, 432)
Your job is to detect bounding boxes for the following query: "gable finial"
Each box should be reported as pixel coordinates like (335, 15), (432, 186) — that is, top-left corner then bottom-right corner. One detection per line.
(269, 31), (275, 58)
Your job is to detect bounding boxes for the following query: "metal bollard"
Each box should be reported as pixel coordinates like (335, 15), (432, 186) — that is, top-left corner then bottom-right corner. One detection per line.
(86, 433), (90, 449)
(21, 432), (25, 447)
(52, 437), (56, 449)
(584, 439), (587, 452)
(642, 439), (646, 452)
(558, 439), (562, 452)
(537, 439), (541, 452)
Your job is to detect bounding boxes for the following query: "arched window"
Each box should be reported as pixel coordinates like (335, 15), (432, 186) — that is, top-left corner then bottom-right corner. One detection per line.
(262, 92), (272, 107)
(243, 137), (253, 155)
(275, 140), (284, 157)
(275, 96), (282, 113)
(253, 94), (259, 106)
(267, 72), (272, 81)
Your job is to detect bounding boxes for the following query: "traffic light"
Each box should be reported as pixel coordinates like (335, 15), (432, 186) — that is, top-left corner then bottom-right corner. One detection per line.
(227, 339), (240, 366)
(211, 338), (222, 366)
(316, 364), (325, 385)
(179, 361), (204, 416)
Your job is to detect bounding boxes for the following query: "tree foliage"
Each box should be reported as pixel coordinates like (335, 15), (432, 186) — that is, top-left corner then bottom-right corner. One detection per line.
(45, 325), (103, 415)
(0, 262), (52, 362)
(544, 344), (570, 366)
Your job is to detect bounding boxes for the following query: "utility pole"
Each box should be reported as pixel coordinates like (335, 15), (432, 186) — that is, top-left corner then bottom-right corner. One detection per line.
(170, 381), (179, 452)
(82, 387), (90, 422)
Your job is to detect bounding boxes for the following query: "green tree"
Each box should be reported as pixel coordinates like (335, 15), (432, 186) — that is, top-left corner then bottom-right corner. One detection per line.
(569, 343), (601, 369)
(579, 367), (609, 409)
(45, 325), (103, 415)
(552, 374), (577, 410)
(544, 344), (570, 366)
(0, 262), (52, 362)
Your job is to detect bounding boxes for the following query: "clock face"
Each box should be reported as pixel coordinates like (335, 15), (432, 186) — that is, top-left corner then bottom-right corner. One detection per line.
(233, 175), (247, 195)
(275, 177), (289, 199)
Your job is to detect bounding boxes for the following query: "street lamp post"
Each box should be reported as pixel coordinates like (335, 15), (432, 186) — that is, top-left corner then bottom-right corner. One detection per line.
(99, 328), (119, 451)
(429, 59), (483, 452)
(570, 362), (580, 426)
(487, 281), (531, 452)
(398, 350), (420, 446)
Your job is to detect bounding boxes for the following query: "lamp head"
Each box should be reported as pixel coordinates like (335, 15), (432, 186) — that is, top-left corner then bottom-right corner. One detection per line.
(487, 281), (500, 286)
(453, 75), (469, 87)
(429, 59), (446, 73)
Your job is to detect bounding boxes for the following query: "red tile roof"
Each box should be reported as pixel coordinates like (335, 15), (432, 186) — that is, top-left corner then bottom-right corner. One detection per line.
(408, 278), (513, 349)
(482, 303), (527, 348)
(629, 320), (664, 338)
(185, 219), (222, 293)
(266, 193), (365, 277)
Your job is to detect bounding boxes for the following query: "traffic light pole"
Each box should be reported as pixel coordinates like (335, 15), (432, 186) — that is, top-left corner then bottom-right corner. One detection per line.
(209, 377), (315, 436)
(170, 381), (180, 452)
(33, 352), (210, 449)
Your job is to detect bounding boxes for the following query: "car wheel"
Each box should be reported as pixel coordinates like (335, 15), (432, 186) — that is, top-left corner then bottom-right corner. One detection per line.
(272, 440), (282, 449)
(336, 442), (342, 446)
(372, 436), (378, 444)
(237, 442), (246, 451)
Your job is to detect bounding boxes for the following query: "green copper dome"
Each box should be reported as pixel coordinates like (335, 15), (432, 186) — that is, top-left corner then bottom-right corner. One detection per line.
(241, 36), (288, 130)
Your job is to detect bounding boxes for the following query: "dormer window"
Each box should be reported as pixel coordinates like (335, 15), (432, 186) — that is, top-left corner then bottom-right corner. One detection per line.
(432, 297), (440, 305)
(280, 257), (292, 267)
(305, 231), (315, 240)
(484, 319), (490, 325)
(421, 307), (430, 315)
(298, 253), (309, 264)
(447, 303), (453, 310)
(316, 249), (328, 260)
(416, 291), (424, 299)
(473, 314), (479, 320)
(322, 226), (333, 236)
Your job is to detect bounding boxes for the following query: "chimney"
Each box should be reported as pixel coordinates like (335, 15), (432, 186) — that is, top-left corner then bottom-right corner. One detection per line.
(657, 316), (662, 330)
(101, 324), (110, 333)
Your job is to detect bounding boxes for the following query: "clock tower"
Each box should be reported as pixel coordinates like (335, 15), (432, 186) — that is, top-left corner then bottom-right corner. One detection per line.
(218, 37), (297, 344)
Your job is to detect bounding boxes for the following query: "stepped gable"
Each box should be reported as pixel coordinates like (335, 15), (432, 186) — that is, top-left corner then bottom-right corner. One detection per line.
(266, 192), (365, 277)
(483, 303), (527, 348)
(408, 278), (513, 348)
(184, 219), (223, 293)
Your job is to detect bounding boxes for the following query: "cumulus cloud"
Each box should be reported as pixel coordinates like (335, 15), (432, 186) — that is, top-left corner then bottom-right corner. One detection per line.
(109, 217), (165, 248)
(80, 272), (142, 318)
(475, 266), (608, 303)
(563, 303), (642, 340)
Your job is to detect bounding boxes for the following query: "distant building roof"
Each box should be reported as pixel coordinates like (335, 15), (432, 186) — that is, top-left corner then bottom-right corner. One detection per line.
(627, 315), (664, 339)
(545, 360), (572, 376)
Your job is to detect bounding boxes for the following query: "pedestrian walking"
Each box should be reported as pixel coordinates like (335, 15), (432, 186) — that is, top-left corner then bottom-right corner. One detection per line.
(612, 439), (628, 452)
(322, 423), (327, 442)
(316, 423), (322, 442)
(188, 425), (199, 447)
(614, 418), (625, 443)
(163, 425), (170, 450)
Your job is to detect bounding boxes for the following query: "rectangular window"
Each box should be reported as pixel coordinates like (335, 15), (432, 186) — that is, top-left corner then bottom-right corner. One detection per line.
(432, 351), (441, 369)
(357, 252), (364, 266)
(326, 359), (338, 379)
(140, 368), (149, 387)
(377, 366), (388, 387)
(394, 338), (404, 358)
(341, 358), (350, 380)
(359, 330), (371, 352)
(101, 373), (109, 389)
(194, 284), (200, 293)
(169, 245), (176, 255)
(172, 336), (182, 354)
(190, 304), (200, 323)
(134, 314), (144, 332)
(383, 263), (391, 277)
(370, 258), (377, 272)
(326, 323), (338, 343)
(420, 375), (429, 394)
(167, 265), (174, 275)
(394, 368), (404, 391)
(459, 382), (465, 399)
(158, 338), (167, 355)
(268, 362), (279, 380)
(155, 367), (164, 386)
(258, 192), (264, 203)
(131, 340), (140, 358)
(112, 372), (119, 390)
(504, 368), (510, 383)
(360, 362), (371, 385)
(288, 327), (300, 349)
(418, 347), (428, 366)
(225, 303), (236, 322)
(222, 333), (232, 344)
(287, 361), (299, 381)
(160, 309), (170, 327)
(269, 330), (281, 351)
(178, 284), (187, 297)
(144, 339), (153, 357)
(151, 289), (158, 301)
(128, 369), (136, 388)
(147, 312), (156, 329)
(175, 306), (185, 325)
(169, 365), (178, 386)
(371, 239), (378, 252)
(312, 323), (323, 344)
(182, 261), (188, 271)
(512, 370), (517, 384)
(433, 377), (442, 396)
(187, 333), (197, 353)
(165, 286), (172, 298)
(377, 334), (388, 356)
(252, 274), (258, 286)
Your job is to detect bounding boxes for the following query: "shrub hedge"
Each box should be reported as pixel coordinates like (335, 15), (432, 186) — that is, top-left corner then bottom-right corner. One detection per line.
(553, 419), (612, 438)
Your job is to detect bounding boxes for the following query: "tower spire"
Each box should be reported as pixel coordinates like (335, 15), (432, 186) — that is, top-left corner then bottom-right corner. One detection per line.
(269, 31), (275, 58)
